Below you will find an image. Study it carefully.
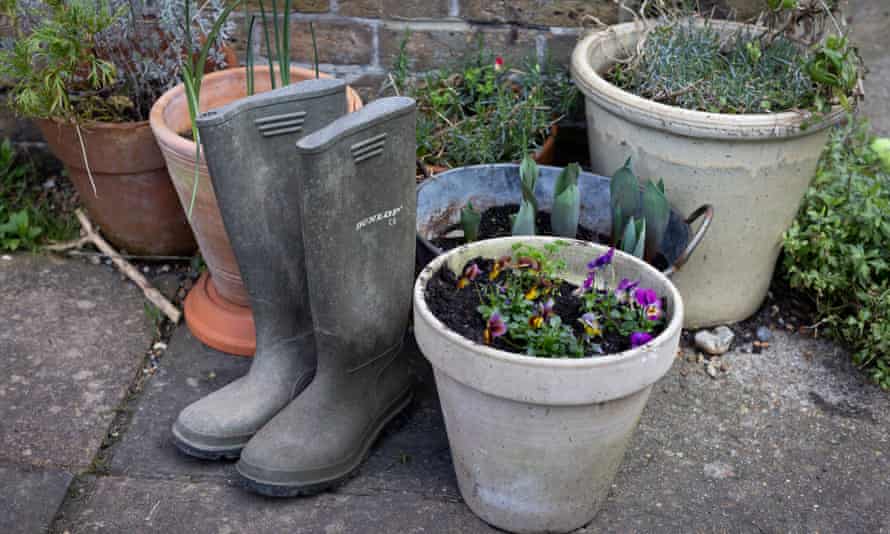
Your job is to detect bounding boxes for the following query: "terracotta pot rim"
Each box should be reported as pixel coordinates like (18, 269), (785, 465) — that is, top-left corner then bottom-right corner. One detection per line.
(150, 65), (362, 158)
(38, 116), (152, 130)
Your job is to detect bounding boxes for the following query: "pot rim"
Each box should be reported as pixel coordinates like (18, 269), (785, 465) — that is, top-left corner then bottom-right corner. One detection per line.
(149, 65), (362, 156)
(570, 19), (847, 140)
(413, 236), (684, 370)
(38, 116), (151, 130)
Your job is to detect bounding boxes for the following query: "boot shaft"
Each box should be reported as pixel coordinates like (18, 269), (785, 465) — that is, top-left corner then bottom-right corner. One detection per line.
(197, 79), (348, 347)
(295, 97), (417, 374)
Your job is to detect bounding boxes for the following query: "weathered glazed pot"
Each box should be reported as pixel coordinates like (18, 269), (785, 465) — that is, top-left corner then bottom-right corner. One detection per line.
(37, 119), (196, 256)
(414, 236), (683, 533)
(149, 65), (362, 355)
(571, 20), (846, 327)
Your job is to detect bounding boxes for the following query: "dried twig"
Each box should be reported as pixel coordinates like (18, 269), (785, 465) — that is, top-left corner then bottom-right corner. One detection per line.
(46, 209), (182, 323)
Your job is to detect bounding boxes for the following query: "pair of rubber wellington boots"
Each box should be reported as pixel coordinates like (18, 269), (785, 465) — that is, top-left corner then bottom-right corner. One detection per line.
(171, 79), (416, 496)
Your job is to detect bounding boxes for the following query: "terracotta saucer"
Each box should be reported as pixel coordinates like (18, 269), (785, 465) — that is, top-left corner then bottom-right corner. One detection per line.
(184, 272), (256, 356)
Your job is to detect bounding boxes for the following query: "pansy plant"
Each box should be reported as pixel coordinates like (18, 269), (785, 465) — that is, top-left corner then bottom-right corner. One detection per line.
(461, 243), (667, 358)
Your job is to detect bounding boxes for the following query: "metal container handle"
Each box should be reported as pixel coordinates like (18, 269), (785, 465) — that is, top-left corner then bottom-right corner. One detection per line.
(662, 204), (713, 278)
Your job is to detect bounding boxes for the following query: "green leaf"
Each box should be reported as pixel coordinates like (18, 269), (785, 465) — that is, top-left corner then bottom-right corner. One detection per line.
(642, 179), (670, 262)
(551, 182), (580, 238)
(632, 218), (646, 258)
(512, 201), (536, 236)
(611, 157), (639, 244)
(519, 155), (539, 212)
(460, 201), (481, 242)
(620, 216), (637, 254)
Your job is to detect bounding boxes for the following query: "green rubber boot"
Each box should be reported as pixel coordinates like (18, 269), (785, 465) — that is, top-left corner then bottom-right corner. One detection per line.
(172, 80), (348, 459)
(236, 97), (417, 495)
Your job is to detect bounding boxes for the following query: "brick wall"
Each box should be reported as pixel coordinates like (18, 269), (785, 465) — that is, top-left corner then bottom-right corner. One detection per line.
(228, 0), (764, 101)
(227, 0), (628, 102)
(0, 0), (762, 142)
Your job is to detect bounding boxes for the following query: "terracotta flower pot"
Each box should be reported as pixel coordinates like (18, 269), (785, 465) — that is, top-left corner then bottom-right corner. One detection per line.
(150, 65), (362, 355)
(37, 118), (197, 256)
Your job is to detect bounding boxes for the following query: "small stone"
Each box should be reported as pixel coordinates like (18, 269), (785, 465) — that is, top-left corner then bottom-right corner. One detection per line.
(0, 254), (11, 261)
(720, 360), (730, 372)
(88, 255), (101, 265)
(706, 361), (719, 378)
(42, 178), (56, 189)
(152, 342), (167, 351)
(694, 326), (735, 355)
(757, 326), (773, 342)
(703, 461), (735, 479)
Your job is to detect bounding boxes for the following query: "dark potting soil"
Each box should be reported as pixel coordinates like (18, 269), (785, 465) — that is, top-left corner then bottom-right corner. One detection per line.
(424, 257), (637, 357)
(431, 204), (606, 252)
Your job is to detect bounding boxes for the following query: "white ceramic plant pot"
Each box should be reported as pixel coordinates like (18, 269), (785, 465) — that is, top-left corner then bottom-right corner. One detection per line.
(570, 20), (846, 328)
(413, 236), (683, 533)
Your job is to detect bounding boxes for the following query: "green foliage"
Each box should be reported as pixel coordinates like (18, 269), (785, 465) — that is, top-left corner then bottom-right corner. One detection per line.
(783, 118), (890, 389)
(0, 209), (42, 251)
(460, 202), (481, 243)
(180, 0), (241, 216)
(608, 20), (816, 114)
(0, 0), (235, 122)
(0, 139), (77, 250)
(610, 159), (669, 261)
(511, 155), (538, 236)
(551, 163), (581, 238)
(245, 0), (320, 96)
(388, 39), (578, 168)
(807, 35), (859, 112)
(0, 0), (120, 121)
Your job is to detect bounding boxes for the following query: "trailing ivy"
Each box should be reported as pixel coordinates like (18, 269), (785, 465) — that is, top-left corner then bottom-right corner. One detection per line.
(783, 118), (890, 389)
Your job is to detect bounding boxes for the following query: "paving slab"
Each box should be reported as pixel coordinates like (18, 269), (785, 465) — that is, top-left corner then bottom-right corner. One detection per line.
(0, 254), (151, 470)
(0, 463), (73, 534)
(105, 319), (890, 532)
(850, 0), (890, 136)
(111, 327), (460, 498)
(55, 475), (486, 534)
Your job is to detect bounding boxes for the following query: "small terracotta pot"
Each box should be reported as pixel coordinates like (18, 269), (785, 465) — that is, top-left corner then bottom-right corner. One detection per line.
(37, 118), (197, 256)
(150, 65), (363, 355)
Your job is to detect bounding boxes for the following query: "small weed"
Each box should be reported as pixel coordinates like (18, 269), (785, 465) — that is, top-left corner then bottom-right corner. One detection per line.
(0, 138), (78, 251)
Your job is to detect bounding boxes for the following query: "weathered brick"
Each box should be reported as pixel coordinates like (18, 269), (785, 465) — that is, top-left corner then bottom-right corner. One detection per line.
(339, 0), (450, 19)
(462, 0), (617, 28)
(0, 95), (42, 143)
(380, 24), (539, 71)
(545, 31), (580, 67)
(253, 19), (374, 65)
(243, 0), (330, 13)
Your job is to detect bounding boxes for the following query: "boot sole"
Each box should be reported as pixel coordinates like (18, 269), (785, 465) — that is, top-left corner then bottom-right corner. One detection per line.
(236, 387), (413, 497)
(171, 423), (250, 461)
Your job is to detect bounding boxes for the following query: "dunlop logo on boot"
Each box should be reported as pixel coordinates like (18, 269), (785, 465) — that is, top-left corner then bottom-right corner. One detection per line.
(255, 111), (307, 137)
(351, 133), (387, 163)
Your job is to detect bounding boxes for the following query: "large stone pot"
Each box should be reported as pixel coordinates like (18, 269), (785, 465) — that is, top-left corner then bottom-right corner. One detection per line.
(37, 118), (196, 256)
(414, 236), (683, 533)
(571, 20), (846, 327)
(149, 65), (362, 355)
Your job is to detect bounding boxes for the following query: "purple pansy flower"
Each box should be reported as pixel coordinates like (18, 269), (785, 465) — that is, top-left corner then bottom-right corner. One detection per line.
(634, 287), (663, 321)
(615, 278), (639, 304)
(539, 298), (555, 318)
(464, 263), (481, 280)
(587, 247), (615, 270)
(484, 312), (507, 344)
(573, 271), (596, 296)
(630, 331), (653, 347)
(579, 312), (602, 337)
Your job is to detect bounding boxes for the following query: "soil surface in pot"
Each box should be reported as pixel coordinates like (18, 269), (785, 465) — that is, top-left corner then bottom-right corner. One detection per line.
(431, 204), (671, 271)
(432, 204), (603, 250)
(425, 256), (666, 357)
